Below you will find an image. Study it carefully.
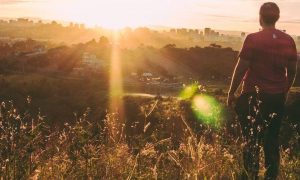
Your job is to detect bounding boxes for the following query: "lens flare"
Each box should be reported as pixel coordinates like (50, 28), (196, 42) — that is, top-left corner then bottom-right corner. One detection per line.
(179, 83), (223, 128)
(179, 83), (199, 100)
(192, 94), (222, 128)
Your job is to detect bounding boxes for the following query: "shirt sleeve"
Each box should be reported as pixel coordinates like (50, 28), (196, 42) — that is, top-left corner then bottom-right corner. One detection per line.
(288, 38), (298, 62)
(239, 35), (254, 61)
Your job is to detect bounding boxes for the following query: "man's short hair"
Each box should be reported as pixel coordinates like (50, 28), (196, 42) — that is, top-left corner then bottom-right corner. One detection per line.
(260, 2), (280, 25)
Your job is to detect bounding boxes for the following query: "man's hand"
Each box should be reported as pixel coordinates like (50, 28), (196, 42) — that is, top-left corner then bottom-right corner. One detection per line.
(227, 58), (249, 107)
(227, 93), (236, 106)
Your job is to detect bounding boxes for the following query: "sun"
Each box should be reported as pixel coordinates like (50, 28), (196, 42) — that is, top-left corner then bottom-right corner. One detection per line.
(82, 14), (139, 30)
(48, 0), (166, 29)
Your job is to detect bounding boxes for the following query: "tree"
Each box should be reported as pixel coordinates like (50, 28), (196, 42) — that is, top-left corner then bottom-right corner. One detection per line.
(163, 44), (176, 49)
(98, 36), (110, 46)
(209, 43), (222, 48)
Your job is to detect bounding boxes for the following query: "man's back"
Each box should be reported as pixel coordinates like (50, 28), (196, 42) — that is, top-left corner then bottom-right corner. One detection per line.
(227, 3), (298, 179)
(240, 28), (297, 94)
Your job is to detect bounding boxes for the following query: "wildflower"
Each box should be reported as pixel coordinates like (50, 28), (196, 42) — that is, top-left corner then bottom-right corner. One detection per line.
(255, 86), (260, 93)
(26, 96), (32, 104)
(269, 113), (277, 119)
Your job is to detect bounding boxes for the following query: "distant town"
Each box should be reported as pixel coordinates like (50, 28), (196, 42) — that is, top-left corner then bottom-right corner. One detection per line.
(1, 18), (300, 49)
(0, 18), (299, 91)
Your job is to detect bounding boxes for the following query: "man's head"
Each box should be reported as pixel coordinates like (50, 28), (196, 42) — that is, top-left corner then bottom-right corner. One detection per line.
(259, 2), (280, 27)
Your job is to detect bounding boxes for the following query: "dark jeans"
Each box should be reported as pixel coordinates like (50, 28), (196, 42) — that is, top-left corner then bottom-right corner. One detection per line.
(235, 92), (285, 180)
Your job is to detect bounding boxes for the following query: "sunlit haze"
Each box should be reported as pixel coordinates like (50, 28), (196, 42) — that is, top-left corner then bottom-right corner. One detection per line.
(1, 0), (300, 34)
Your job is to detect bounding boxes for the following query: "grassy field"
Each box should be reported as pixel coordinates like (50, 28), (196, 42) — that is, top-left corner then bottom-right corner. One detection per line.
(0, 81), (299, 179)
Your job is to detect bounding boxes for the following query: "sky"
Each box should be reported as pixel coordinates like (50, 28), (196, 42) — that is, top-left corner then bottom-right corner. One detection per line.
(0, 0), (300, 35)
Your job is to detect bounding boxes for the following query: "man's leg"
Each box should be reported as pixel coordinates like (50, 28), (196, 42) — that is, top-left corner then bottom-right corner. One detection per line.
(260, 93), (285, 180)
(263, 122), (281, 180)
(236, 94), (260, 179)
(242, 132), (260, 179)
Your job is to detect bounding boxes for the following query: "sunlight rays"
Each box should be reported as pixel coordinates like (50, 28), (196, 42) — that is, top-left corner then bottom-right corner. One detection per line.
(108, 31), (124, 140)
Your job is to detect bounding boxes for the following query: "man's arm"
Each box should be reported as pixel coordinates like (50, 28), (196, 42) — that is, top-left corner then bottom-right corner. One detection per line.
(286, 58), (298, 92)
(227, 58), (250, 106)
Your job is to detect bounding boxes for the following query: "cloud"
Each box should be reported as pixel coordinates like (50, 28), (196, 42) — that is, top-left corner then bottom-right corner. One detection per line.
(280, 19), (300, 24)
(206, 14), (244, 20)
(0, 0), (40, 5)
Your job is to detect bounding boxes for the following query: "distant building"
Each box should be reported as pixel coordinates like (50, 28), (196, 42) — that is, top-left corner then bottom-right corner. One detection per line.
(25, 45), (47, 56)
(17, 18), (29, 23)
(204, 28), (211, 36)
(177, 28), (188, 35)
(188, 29), (199, 35)
(142, 72), (153, 77)
(9, 19), (17, 24)
(204, 28), (221, 41)
(79, 24), (85, 29)
(73, 53), (107, 75)
(170, 29), (176, 33)
(16, 18), (33, 26)
(81, 52), (106, 69)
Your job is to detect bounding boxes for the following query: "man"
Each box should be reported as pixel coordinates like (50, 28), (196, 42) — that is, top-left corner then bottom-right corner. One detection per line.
(227, 2), (298, 180)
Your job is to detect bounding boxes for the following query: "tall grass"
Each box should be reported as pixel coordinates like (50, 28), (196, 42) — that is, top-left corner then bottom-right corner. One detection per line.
(0, 96), (299, 179)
